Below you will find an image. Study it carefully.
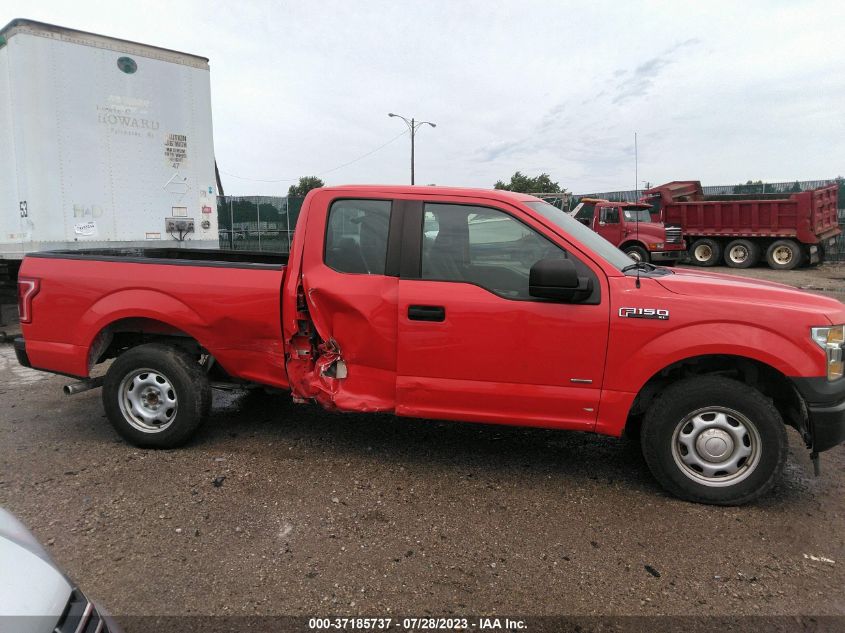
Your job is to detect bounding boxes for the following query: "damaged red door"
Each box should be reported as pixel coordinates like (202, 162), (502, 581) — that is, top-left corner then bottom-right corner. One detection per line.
(285, 193), (400, 412)
(394, 199), (610, 430)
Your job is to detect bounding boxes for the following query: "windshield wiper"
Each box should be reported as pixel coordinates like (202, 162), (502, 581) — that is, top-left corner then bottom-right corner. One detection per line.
(621, 261), (657, 273)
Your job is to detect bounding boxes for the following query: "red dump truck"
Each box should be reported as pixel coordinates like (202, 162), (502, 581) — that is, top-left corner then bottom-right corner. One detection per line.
(641, 181), (841, 269)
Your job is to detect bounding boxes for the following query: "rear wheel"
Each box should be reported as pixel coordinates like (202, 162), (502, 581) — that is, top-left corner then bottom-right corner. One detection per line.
(640, 376), (787, 505)
(724, 239), (760, 268)
(103, 343), (211, 448)
(766, 239), (802, 270)
(690, 238), (722, 266)
(624, 245), (650, 263)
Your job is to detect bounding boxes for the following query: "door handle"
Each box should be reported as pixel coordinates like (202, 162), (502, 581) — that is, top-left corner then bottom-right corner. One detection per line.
(408, 305), (445, 322)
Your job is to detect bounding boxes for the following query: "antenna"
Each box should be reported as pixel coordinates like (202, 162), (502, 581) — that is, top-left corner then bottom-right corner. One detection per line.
(634, 132), (641, 288)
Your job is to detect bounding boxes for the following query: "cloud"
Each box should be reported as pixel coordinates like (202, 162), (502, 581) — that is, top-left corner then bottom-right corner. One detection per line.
(612, 38), (700, 104)
(474, 38), (701, 166)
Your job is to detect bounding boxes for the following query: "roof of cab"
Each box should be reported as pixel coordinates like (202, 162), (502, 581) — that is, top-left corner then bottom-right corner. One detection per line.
(318, 185), (540, 202)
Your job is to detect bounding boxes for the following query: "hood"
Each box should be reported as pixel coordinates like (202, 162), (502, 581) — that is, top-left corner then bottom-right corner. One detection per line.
(0, 510), (71, 625)
(654, 267), (845, 318)
(623, 222), (665, 238)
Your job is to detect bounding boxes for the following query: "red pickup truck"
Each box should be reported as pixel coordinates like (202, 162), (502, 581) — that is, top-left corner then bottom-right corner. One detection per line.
(14, 186), (845, 505)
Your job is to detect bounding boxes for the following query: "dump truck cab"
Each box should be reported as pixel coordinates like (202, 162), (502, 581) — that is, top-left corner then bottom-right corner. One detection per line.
(570, 198), (686, 264)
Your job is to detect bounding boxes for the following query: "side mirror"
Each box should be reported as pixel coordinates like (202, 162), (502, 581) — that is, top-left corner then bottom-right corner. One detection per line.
(529, 258), (593, 302)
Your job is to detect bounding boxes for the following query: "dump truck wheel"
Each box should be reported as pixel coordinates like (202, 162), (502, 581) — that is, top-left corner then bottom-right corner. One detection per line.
(766, 240), (802, 270)
(690, 239), (721, 266)
(724, 239), (760, 268)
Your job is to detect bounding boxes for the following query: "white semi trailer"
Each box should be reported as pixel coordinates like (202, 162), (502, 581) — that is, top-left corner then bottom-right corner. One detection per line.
(0, 19), (219, 271)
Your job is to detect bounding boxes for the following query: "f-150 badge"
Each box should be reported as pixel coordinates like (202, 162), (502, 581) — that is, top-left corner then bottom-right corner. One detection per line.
(619, 307), (669, 320)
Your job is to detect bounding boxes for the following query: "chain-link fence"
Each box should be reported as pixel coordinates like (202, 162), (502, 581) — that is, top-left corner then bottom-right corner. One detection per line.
(217, 196), (304, 253)
(829, 209), (845, 262)
(576, 179), (845, 262)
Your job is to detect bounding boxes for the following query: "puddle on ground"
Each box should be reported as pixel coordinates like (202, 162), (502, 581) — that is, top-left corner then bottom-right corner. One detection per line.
(0, 345), (49, 385)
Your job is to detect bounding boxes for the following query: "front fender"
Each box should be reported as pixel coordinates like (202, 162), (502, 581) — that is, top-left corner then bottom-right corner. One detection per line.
(606, 321), (821, 395)
(594, 321), (823, 437)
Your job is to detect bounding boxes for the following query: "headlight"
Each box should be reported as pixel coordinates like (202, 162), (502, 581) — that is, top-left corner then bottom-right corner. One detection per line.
(648, 242), (664, 250)
(811, 325), (845, 380)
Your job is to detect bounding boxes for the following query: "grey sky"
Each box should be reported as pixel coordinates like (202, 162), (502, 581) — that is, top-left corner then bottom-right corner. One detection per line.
(4, 0), (843, 195)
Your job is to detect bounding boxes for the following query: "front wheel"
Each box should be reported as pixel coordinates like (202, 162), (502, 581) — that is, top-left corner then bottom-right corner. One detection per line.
(640, 376), (787, 505)
(102, 343), (211, 448)
(624, 245), (650, 263)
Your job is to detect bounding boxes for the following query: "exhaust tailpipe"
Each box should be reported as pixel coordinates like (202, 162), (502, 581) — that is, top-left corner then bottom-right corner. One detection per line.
(63, 377), (104, 396)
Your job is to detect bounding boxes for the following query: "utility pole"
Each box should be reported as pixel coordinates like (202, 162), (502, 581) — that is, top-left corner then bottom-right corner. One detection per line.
(388, 113), (436, 185)
(634, 131), (638, 198)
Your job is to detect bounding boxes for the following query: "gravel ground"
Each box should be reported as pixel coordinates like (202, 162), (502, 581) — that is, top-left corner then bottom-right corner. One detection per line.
(1, 264), (844, 624)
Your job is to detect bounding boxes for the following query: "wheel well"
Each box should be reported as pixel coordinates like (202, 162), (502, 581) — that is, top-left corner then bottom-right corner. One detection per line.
(88, 317), (204, 370)
(690, 236), (724, 246)
(627, 354), (808, 441)
(619, 240), (646, 251)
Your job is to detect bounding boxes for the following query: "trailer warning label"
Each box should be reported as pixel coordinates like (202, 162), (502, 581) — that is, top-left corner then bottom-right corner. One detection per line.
(74, 221), (98, 237)
(165, 133), (188, 168)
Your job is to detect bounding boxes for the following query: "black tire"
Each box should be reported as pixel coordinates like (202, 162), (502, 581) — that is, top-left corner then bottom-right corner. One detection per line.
(102, 343), (211, 448)
(724, 239), (760, 269)
(689, 238), (722, 266)
(624, 245), (650, 263)
(765, 239), (802, 270)
(641, 376), (787, 505)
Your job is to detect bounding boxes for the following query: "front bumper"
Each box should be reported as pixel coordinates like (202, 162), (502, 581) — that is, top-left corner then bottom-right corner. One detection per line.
(14, 336), (31, 368)
(651, 249), (687, 262)
(791, 376), (845, 452)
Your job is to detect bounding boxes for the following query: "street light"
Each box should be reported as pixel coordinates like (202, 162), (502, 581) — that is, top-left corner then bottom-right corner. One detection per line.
(388, 113), (436, 185)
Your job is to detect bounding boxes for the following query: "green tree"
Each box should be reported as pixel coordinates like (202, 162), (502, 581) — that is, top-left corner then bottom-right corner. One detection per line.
(288, 176), (325, 197)
(494, 171), (564, 194)
(732, 180), (765, 195)
(788, 181), (802, 193)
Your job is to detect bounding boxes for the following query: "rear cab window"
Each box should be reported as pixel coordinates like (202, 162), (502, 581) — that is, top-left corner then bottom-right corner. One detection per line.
(324, 200), (392, 274)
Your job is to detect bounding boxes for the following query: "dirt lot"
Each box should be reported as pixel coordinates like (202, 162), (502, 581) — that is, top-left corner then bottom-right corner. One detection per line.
(1, 264), (844, 626)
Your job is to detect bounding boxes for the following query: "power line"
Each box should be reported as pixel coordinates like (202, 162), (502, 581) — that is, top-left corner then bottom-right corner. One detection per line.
(219, 130), (409, 184)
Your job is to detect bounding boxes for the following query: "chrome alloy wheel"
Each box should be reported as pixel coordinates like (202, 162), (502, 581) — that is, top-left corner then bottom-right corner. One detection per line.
(118, 369), (178, 433)
(671, 407), (761, 487)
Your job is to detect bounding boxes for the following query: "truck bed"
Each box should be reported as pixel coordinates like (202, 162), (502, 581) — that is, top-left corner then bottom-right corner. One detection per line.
(660, 184), (840, 244)
(18, 248), (288, 387)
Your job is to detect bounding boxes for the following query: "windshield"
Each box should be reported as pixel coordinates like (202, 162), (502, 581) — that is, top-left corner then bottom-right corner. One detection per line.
(525, 201), (633, 270)
(622, 208), (652, 222)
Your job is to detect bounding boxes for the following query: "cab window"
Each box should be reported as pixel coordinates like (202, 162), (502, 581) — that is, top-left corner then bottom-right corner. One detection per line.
(599, 206), (619, 223)
(420, 203), (566, 299)
(574, 202), (596, 224)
